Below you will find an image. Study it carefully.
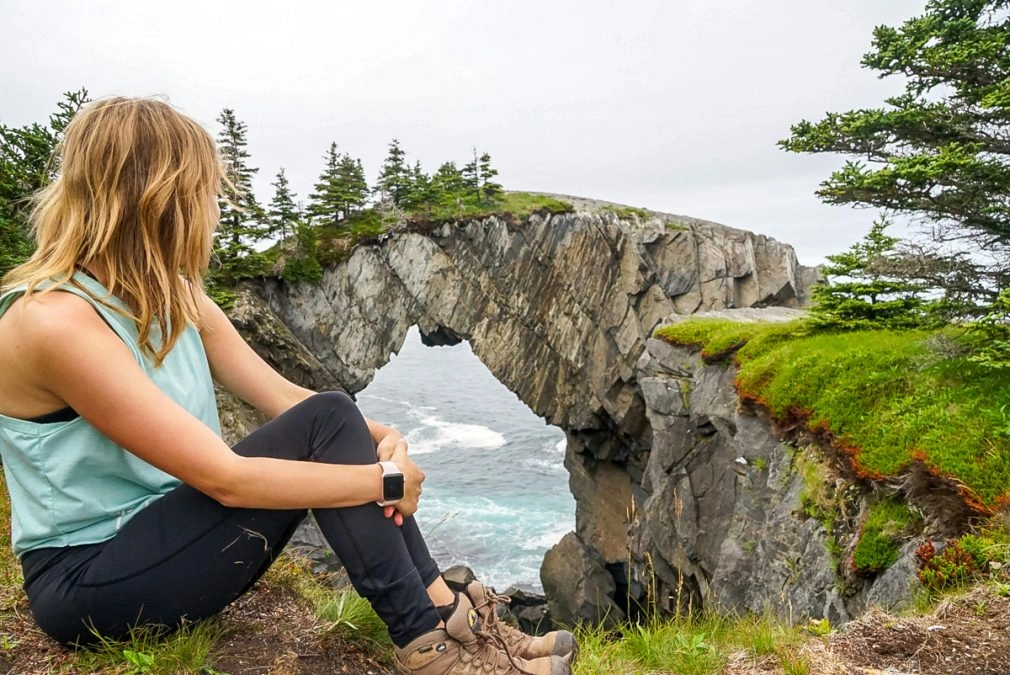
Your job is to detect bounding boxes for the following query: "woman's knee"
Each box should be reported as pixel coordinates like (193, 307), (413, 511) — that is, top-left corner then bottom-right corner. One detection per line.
(299, 391), (375, 464)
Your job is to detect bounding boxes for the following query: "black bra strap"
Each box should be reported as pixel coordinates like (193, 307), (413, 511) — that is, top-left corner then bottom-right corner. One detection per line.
(25, 407), (80, 424)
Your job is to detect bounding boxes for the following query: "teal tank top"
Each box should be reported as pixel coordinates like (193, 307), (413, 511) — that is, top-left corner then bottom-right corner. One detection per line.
(0, 272), (221, 556)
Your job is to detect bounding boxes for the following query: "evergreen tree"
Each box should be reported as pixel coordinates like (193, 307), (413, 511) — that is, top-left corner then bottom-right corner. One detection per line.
(267, 168), (299, 241)
(461, 148), (480, 197)
(431, 162), (466, 211)
(780, 0), (1010, 254)
(810, 218), (931, 329)
(0, 88), (89, 276)
(401, 161), (432, 210)
(281, 217), (323, 285)
(309, 143), (344, 227)
(376, 139), (410, 205)
(336, 153), (369, 217)
(215, 108), (265, 280)
(477, 152), (502, 202)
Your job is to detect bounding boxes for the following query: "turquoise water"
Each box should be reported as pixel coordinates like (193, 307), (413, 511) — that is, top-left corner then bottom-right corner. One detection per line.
(356, 326), (575, 592)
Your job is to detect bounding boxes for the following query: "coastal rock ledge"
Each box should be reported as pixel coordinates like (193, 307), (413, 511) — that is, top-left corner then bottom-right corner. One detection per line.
(235, 207), (880, 624)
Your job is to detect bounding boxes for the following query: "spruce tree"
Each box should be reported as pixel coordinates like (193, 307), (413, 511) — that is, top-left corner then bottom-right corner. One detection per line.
(376, 139), (410, 205)
(477, 152), (502, 202)
(336, 153), (369, 217)
(431, 162), (465, 212)
(309, 143), (344, 227)
(401, 161), (432, 210)
(267, 168), (300, 241)
(215, 108), (265, 280)
(810, 218), (930, 329)
(461, 148), (480, 198)
(780, 0), (1010, 254)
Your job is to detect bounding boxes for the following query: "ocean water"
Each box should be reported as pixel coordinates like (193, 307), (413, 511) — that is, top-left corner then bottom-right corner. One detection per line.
(356, 326), (575, 592)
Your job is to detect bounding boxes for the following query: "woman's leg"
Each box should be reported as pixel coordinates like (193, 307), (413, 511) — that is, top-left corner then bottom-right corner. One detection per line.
(23, 392), (440, 648)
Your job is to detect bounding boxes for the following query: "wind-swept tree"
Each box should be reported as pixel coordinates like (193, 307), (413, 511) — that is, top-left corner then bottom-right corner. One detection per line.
(478, 152), (502, 202)
(780, 0), (1010, 255)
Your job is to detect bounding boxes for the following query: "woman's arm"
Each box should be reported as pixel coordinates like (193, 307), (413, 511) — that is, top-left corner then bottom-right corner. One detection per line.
(17, 291), (420, 512)
(198, 293), (314, 419)
(198, 294), (406, 455)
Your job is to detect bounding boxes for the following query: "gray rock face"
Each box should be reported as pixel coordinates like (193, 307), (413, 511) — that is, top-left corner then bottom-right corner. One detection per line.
(632, 326), (921, 625)
(239, 209), (896, 625)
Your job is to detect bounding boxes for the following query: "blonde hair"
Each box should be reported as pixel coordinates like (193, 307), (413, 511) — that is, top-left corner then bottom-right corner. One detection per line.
(2, 97), (223, 365)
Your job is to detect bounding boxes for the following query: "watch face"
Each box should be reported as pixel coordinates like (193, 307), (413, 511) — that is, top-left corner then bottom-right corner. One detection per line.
(383, 473), (405, 501)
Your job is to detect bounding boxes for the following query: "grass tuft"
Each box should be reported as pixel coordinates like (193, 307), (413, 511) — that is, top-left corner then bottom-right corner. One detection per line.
(852, 498), (920, 574)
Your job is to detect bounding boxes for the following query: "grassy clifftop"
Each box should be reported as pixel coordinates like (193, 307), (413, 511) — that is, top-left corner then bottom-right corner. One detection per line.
(655, 319), (1010, 512)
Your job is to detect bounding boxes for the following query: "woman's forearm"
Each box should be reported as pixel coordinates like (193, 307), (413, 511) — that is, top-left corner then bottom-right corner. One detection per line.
(212, 455), (384, 509)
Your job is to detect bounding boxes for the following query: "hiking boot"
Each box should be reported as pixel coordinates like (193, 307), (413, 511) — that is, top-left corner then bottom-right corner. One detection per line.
(394, 592), (570, 675)
(463, 580), (578, 664)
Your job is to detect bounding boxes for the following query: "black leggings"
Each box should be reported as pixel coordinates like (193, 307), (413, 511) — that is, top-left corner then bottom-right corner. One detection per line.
(20, 392), (442, 648)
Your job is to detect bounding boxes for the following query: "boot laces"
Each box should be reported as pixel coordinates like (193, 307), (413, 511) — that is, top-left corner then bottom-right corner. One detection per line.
(463, 624), (534, 675)
(474, 589), (529, 650)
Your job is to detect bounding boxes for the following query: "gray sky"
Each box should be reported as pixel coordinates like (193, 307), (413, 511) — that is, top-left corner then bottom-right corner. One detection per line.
(3, 0), (927, 265)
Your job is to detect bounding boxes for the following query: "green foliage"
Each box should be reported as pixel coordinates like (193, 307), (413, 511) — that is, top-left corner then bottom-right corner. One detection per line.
(316, 588), (391, 649)
(794, 447), (836, 528)
(963, 288), (1010, 370)
(655, 319), (1010, 507)
(810, 218), (934, 330)
(853, 499), (920, 574)
(572, 612), (811, 675)
(603, 205), (652, 220)
(204, 284), (237, 310)
(916, 526), (1010, 596)
(916, 540), (978, 593)
(0, 88), (89, 277)
(308, 143), (369, 228)
(375, 138), (411, 206)
(780, 0), (1010, 252)
(267, 167), (300, 241)
(74, 620), (227, 674)
(280, 219), (323, 285)
(213, 108), (267, 284)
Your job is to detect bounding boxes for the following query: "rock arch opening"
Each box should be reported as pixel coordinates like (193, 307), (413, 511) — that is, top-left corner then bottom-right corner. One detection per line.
(356, 325), (573, 592)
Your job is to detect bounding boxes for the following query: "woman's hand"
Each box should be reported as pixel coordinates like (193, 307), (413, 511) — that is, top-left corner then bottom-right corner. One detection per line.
(375, 430), (404, 462)
(382, 438), (425, 526)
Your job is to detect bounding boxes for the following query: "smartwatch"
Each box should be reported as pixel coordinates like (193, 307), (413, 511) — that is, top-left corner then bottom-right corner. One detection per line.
(377, 461), (405, 506)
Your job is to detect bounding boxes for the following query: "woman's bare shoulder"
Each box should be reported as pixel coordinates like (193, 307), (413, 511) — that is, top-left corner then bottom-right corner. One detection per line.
(6, 290), (105, 340)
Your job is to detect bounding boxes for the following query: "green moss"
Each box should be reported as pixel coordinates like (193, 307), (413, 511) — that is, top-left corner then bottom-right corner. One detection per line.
(313, 194), (573, 267)
(853, 499), (919, 574)
(654, 319), (1010, 508)
(603, 205), (652, 220)
(794, 448), (835, 528)
(498, 192), (573, 216)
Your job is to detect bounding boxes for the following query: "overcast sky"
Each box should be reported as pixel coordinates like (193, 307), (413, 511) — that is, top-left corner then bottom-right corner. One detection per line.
(3, 0), (927, 265)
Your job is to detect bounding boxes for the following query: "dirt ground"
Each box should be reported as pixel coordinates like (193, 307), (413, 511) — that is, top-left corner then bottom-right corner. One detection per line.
(4, 581), (1010, 673)
(0, 580), (394, 675)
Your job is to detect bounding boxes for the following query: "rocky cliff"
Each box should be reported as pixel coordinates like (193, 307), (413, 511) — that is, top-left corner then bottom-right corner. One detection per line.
(234, 205), (854, 622)
(544, 310), (922, 629)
